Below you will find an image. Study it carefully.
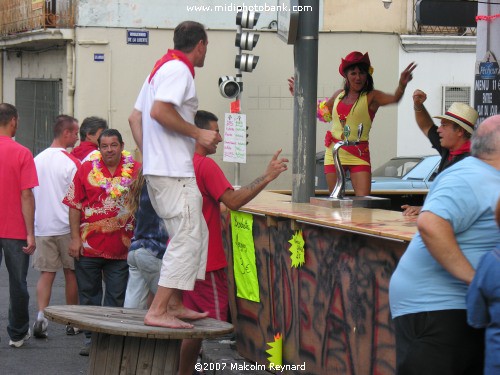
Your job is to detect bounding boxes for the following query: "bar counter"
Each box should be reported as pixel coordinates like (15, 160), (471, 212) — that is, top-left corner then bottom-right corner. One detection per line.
(221, 191), (417, 375)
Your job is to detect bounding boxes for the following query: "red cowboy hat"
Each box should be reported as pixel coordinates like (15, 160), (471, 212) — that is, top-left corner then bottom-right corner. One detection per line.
(339, 51), (371, 77)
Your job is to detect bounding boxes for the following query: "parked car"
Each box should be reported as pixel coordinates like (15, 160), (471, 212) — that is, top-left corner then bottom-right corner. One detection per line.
(362, 155), (441, 191)
(316, 152), (441, 192)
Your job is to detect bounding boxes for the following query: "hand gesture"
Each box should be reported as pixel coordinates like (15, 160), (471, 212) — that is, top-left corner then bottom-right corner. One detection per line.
(197, 128), (222, 154)
(399, 62), (417, 87)
(265, 149), (289, 181)
(412, 89), (427, 106)
(288, 76), (295, 96)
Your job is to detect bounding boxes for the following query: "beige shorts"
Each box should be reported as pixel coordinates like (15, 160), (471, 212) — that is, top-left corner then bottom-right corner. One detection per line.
(33, 233), (75, 272)
(146, 175), (208, 290)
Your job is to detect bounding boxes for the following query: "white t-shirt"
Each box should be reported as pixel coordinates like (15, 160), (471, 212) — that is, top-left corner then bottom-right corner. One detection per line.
(33, 148), (80, 236)
(135, 59), (198, 177)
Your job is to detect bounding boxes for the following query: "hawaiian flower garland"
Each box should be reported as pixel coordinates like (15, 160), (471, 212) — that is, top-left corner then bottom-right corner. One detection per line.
(90, 150), (135, 199)
(317, 98), (333, 123)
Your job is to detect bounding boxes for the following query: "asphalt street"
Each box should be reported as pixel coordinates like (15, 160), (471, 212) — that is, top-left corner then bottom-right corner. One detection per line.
(0, 260), (89, 375)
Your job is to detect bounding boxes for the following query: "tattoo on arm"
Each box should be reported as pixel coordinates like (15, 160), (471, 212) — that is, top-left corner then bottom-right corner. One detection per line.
(245, 176), (266, 191)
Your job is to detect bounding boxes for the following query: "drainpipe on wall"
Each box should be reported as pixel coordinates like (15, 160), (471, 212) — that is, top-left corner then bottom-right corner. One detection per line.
(0, 50), (3, 103)
(66, 30), (76, 116)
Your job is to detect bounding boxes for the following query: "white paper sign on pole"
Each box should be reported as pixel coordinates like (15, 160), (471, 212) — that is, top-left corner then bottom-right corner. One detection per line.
(223, 113), (247, 163)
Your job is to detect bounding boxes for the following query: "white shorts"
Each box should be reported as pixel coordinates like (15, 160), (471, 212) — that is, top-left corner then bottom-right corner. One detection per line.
(145, 175), (208, 290)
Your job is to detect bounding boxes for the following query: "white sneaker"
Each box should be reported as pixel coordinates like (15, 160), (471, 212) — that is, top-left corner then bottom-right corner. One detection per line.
(33, 318), (48, 339)
(9, 328), (31, 348)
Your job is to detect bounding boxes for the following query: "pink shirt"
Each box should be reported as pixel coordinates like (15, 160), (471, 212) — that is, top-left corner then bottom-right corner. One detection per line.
(0, 136), (38, 239)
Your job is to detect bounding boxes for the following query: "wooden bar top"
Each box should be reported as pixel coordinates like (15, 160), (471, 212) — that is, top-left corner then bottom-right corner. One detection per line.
(45, 305), (233, 340)
(239, 191), (418, 242)
(271, 189), (429, 196)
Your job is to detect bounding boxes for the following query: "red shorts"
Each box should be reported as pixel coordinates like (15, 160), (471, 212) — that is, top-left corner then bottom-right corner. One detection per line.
(324, 164), (371, 174)
(183, 268), (228, 321)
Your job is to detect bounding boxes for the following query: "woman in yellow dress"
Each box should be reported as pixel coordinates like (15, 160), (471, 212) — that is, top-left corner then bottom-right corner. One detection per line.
(290, 51), (416, 195)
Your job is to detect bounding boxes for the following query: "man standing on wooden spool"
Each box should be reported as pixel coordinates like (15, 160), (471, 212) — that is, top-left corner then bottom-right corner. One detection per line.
(129, 21), (220, 328)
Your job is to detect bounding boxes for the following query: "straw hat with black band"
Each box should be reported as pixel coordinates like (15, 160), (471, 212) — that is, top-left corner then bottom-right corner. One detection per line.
(433, 102), (478, 134)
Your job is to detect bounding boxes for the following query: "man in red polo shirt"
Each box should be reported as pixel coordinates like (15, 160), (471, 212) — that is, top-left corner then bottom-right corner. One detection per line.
(0, 103), (38, 348)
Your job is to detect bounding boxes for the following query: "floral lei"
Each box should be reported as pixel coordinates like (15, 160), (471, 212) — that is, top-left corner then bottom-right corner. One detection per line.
(90, 150), (135, 199)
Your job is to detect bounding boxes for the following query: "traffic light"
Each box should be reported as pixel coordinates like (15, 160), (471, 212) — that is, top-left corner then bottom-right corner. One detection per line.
(235, 54), (259, 73)
(236, 11), (259, 28)
(235, 11), (260, 72)
(219, 75), (242, 99)
(235, 32), (259, 51)
(219, 11), (260, 99)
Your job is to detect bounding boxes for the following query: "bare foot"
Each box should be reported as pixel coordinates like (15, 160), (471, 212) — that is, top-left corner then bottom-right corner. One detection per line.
(168, 304), (209, 320)
(144, 311), (194, 329)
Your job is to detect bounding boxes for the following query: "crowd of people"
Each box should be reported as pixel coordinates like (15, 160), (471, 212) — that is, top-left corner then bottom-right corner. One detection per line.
(0, 19), (498, 375)
(0, 20), (289, 373)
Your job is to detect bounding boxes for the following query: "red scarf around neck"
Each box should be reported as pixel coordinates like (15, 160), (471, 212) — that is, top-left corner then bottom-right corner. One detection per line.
(148, 49), (195, 83)
(448, 140), (471, 160)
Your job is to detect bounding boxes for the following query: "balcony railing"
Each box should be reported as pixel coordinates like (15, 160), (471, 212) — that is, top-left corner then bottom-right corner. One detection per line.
(0, 0), (75, 37)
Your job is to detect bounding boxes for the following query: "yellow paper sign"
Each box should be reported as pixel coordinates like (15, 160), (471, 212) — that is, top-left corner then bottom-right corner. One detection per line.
(288, 230), (305, 268)
(231, 211), (260, 302)
(266, 333), (283, 367)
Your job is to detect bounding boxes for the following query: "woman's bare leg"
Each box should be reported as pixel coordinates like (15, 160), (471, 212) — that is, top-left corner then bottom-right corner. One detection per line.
(350, 171), (371, 196)
(326, 173), (337, 194)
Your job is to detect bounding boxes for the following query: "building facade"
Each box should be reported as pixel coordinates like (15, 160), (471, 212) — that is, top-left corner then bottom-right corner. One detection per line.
(0, 0), (477, 188)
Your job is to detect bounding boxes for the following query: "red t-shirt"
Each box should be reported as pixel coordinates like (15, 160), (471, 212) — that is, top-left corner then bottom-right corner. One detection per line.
(0, 136), (38, 239)
(193, 153), (231, 272)
(63, 154), (141, 259)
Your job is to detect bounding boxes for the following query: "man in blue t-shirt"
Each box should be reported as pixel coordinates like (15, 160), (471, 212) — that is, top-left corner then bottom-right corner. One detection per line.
(389, 115), (500, 375)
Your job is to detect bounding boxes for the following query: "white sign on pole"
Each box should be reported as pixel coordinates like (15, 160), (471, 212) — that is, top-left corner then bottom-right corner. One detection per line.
(277, 0), (299, 44)
(223, 113), (247, 163)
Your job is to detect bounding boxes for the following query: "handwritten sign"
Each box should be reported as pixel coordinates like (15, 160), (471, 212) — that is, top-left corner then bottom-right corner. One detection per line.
(223, 113), (247, 163)
(231, 211), (259, 302)
(475, 51), (499, 124)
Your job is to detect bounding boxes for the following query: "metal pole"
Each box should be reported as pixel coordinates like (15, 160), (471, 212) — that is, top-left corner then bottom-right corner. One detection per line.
(292, 0), (319, 203)
(476, 1), (500, 60)
(234, 23), (242, 188)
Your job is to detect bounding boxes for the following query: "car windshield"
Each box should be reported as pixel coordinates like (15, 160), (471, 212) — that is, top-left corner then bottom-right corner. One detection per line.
(372, 158), (422, 179)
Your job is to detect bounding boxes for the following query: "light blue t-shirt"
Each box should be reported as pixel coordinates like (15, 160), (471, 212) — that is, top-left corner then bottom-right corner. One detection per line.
(390, 156), (500, 318)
